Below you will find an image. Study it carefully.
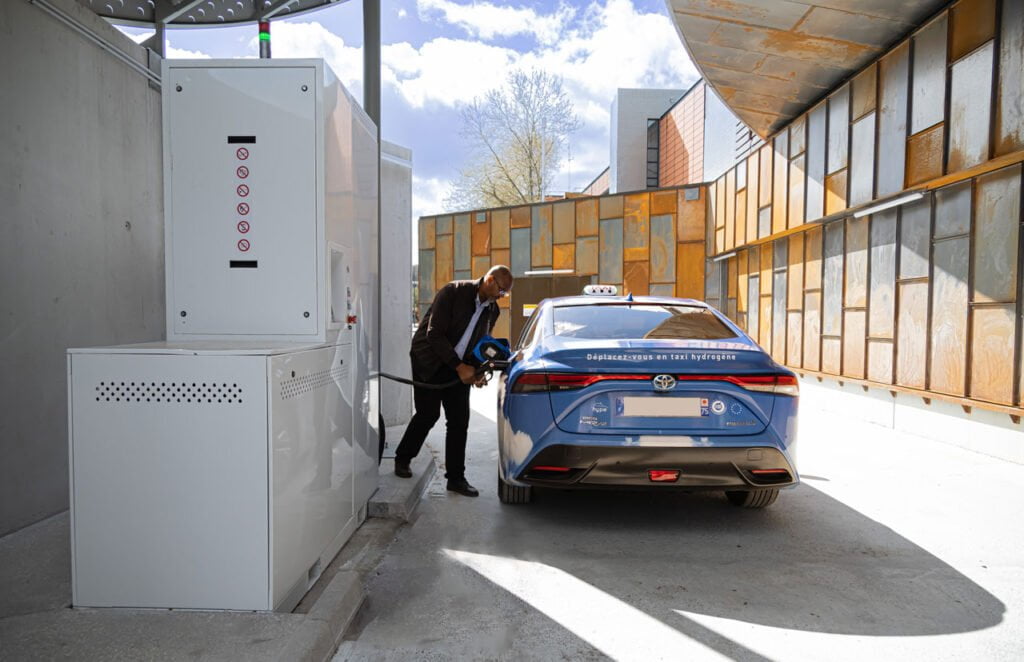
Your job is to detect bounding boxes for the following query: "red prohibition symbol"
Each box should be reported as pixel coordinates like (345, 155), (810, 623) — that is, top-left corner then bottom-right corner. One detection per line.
(237, 220), (250, 234)
(237, 184), (250, 197)
(236, 166), (249, 179)
(237, 239), (251, 252)
(236, 147), (249, 160)
(237, 202), (250, 215)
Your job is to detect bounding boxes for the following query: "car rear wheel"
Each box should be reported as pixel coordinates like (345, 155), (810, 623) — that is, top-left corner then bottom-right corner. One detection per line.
(498, 472), (532, 504)
(725, 489), (779, 508)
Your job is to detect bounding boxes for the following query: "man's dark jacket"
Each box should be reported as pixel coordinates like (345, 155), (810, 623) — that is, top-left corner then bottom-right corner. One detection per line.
(411, 278), (501, 379)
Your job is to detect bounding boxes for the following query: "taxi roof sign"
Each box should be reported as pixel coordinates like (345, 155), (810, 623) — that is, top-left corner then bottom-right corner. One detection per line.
(583, 284), (618, 296)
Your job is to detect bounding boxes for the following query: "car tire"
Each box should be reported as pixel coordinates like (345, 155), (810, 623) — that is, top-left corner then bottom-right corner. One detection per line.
(725, 489), (779, 508)
(498, 472), (532, 505)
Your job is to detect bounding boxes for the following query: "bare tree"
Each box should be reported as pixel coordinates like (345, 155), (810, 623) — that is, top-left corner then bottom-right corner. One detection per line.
(445, 69), (580, 211)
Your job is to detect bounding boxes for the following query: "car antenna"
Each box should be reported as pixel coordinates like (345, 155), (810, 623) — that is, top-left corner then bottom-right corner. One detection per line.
(626, 292), (633, 303)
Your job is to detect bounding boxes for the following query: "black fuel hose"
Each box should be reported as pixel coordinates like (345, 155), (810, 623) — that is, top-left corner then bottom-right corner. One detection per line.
(377, 361), (508, 391)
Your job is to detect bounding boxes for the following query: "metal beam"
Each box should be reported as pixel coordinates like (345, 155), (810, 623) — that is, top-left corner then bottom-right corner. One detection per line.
(262, 0), (303, 19)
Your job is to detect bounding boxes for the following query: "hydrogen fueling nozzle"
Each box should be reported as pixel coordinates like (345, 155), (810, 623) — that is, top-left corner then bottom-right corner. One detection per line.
(378, 336), (513, 390)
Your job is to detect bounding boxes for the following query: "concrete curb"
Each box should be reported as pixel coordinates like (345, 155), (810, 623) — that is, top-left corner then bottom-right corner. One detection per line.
(368, 452), (436, 521)
(292, 570), (365, 662)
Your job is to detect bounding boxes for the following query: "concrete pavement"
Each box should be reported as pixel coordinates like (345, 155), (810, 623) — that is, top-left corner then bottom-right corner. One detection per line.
(333, 381), (1023, 661)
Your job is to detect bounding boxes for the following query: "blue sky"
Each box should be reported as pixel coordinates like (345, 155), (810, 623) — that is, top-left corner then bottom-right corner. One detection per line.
(119, 0), (698, 249)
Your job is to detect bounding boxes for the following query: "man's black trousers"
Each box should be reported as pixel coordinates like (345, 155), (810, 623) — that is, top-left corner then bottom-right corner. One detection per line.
(395, 364), (471, 480)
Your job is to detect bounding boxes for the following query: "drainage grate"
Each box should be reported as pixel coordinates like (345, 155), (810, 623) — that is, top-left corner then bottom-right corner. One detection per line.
(95, 381), (243, 404)
(280, 365), (347, 400)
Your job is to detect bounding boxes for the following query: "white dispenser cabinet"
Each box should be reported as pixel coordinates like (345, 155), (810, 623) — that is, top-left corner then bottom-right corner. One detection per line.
(68, 60), (379, 611)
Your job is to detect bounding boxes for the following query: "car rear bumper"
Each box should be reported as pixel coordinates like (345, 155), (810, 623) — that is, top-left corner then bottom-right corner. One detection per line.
(514, 443), (797, 490)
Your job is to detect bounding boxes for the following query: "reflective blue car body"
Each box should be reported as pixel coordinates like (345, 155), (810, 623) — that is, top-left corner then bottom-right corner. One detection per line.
(496, 295), (799, 505)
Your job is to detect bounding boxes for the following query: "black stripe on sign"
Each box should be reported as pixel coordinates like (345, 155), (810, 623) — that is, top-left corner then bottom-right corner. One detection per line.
(227, 136), (256, 144)
(230, 260), (258, 269)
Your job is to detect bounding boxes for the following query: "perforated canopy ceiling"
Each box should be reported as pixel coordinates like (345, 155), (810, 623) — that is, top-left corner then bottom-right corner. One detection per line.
(666, 0), (949, 137)
(81, 0), (347, 26)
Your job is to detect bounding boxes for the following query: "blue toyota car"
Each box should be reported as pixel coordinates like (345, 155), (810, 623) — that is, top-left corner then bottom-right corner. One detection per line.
(496, 288), (799, 509)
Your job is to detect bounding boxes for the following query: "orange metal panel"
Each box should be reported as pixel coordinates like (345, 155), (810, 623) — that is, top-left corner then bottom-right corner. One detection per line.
(576, 237), (599, 276)
(973, 165), (1021, 303)
(492, 314), (510, 341)
(650, 215), (676, 283)
(419, 218), (435, 249)
(950, 0), (996, 62)
(676, 243), (704, 299)
(822, 337), (842, 375)
(803, 292), (821, 372)
(599, 195), (623, 219)
(896, 281), (929, 388)
(843, 310), (867, 379)
(997, 0), (1024, 155)
(828, 85), (850, 174)
(738, 249), (749, 312)
(845, 217), (869, 308)
(804, 226), (823, 290)
(715, 180), (726, 231)
(746, 154), (759, 239)
(435, 233), (454, 290)
(759, 144), (773, 208)
(727, 256), (738, 298)
(949, 41), (995, 173)
(851, 64), (877, 121)
(930, 237), (969, 395)
(553, 243), (575, 271)
(760, 244), (772, 296)
(510, 206), (531, 229)
(788, 233), (804, 309)
(553, 201), (575, 244)
(772, 132), (788, 234)
(624, 261), (650, 296)
(472, 256), (490, 279)
(906, 124), (945, 186)
(971, 304), (1016, 404)
(759, 296), (773, 355)
(576, 198), (599, 236)
(532, 205), (553, 267)
(790, 116), (806, 157)
(825, 169), (848, 215)
(651, 190), (676, 215)
(735, 190), (748, 246)
(787, 311), (803, 368)
(869, 210), (898, 338)
(788, 154), (805, 228)
(677, 191), (705, 241)
(491, 248), (510, 270)
(867, 339), (894, 384)
(491, 209), (510, 249)
(471, 213), (490, 256)
(725, 170), (736, 251)
(623, 194), (650, 262)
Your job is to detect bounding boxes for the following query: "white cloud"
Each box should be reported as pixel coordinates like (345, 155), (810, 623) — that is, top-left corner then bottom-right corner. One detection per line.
(165, 46), (212, 59)
(383, 38), (516, 109)
(253, 22), (364, 102)
(417, 0), (575, 46)
(398, 8), (408, 19)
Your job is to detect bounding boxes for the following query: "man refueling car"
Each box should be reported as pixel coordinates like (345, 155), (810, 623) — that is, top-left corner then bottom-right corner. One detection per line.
(393, 265), (514, 497)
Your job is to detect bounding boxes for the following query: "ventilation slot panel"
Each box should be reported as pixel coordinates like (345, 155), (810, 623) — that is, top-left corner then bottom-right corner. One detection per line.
(94, 381), (244, 404)
(280, 365), (348, 400)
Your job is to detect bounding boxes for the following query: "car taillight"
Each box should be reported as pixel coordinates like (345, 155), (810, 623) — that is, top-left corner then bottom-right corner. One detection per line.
(676, 374), (799, 396)
(510, 372), (650, 393)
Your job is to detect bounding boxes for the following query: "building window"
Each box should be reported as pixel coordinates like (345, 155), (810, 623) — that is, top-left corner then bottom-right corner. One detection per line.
(646, 118), (659, 188)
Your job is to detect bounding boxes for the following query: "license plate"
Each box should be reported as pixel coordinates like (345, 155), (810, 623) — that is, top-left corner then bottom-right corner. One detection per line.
(621, 397), (701, 417)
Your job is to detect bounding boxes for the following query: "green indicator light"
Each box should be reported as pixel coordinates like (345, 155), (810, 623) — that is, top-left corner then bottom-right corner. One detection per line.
(259, 32), (270, 41)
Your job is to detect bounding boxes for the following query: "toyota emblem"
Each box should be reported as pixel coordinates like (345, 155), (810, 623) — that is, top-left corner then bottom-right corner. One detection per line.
(652, 374), (676, 391)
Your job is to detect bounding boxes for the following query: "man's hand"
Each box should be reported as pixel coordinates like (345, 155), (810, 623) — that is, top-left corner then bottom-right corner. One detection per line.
(456, 363), (477, 385)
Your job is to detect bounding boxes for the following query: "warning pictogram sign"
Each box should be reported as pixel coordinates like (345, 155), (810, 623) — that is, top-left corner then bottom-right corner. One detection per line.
(236, 166), (249, 179)
(237, 184), (250, 197)
(237, 221), (250, 234)
(236, 147), (249, 160)
(237, 239), (251, 252)
(237, 202), (250, 215)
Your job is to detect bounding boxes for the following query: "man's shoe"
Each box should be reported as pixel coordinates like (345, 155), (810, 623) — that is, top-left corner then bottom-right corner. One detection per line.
(446, 478), (479, 497)
(394, 458), (412, 478)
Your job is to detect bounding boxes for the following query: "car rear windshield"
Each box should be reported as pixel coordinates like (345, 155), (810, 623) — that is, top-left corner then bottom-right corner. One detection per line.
(552, 304), (736, 340)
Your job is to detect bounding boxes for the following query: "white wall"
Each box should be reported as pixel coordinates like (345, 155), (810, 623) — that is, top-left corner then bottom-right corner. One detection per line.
(380, 141), (413, 429)
(609, 88), (683, 193)
(0, 0), (165, 535)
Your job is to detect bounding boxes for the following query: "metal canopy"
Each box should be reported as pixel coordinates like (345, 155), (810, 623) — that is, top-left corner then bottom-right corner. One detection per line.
(80, 0), (347, 26)
(666, 0), (948, 137)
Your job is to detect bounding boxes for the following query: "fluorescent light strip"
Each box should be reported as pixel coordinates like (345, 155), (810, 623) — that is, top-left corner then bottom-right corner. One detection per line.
(853, 192), (924, 218)
(524, 269), (575, 276)
(712, 251), (736, 262)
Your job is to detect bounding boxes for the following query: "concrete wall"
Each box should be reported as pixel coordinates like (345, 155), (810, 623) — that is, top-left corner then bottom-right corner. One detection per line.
(0, 0), (164, 536)
(609, 89), (682, 193)
(701, 86), (744, 183)
(380, 141), (413, 430)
